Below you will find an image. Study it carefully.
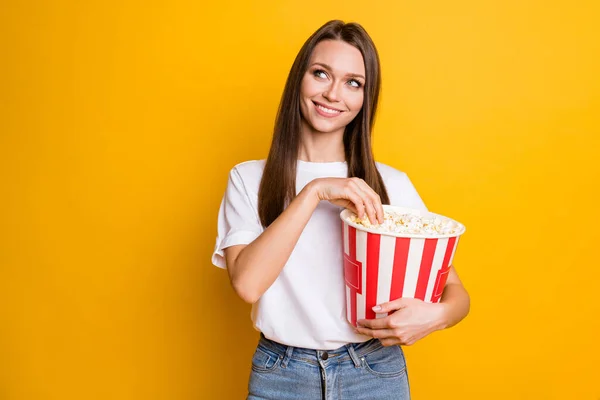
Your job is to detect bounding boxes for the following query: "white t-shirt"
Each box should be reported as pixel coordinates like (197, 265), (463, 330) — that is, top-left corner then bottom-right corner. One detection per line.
(211, 159), (428, 350)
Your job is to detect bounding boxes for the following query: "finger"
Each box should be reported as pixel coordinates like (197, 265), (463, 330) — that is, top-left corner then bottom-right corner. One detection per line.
(380, 338), (402, 347)
(353, 179), (384, 224)
(347, 193), (366, 220)
(347, 180), (373, 222)
(373, 298), (410, 314)
(345, 189), (369, 221)
(363, 199), (379, 226)
(355, 326), (396, 339)
(371, 198), (384, 225)
(341, 200), (359, 216)
(356, 316), (392, 330)
(346, 205), (359, 215)
(351, 181), (378, 225)
(374, 194), (384, 224)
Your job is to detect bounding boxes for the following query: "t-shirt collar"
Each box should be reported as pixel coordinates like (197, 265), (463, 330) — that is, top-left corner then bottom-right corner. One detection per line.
(297, 159), (348, 173)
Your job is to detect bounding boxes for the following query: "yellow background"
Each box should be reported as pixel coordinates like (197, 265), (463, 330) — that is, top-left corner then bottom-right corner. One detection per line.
(1, 0), (599, 399)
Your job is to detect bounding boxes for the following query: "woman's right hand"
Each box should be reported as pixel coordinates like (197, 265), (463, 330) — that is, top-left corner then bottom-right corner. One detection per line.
(308, 177), (384, 225)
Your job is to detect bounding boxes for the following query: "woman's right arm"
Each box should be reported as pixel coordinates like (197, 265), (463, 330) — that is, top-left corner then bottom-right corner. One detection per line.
(224, 177), (384, 304)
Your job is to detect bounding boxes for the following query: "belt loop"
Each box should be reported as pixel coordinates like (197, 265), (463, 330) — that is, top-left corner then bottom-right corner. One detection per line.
(281, 345), (294, 368)
(345, 344), (362, 368)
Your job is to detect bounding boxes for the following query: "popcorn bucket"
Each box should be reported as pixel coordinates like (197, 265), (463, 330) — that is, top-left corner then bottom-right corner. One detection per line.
(340, 205), (466, 327)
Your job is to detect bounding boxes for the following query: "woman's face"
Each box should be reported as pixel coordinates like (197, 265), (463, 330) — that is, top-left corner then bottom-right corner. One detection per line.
(299, 40), (366, 136)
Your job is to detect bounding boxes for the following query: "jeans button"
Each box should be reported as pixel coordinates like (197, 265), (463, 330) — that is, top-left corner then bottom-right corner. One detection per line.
(321, 351), (329, 360)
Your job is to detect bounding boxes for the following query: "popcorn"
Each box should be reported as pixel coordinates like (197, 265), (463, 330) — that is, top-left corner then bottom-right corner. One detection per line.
(347, 210), (460, 236)
(340, 205), (466, 326)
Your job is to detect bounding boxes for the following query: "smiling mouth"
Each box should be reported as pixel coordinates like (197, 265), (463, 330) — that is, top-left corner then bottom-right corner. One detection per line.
(313, 101), (343, 115)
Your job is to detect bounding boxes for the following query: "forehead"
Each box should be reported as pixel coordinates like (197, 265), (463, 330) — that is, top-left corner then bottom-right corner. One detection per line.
(309, 40), (365, 76)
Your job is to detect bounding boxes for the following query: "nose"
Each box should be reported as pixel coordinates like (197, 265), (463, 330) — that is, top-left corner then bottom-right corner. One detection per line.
(323, 80), (342, 103)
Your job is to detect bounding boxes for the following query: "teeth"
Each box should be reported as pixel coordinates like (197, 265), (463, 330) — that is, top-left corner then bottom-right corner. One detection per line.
(317, 104), (341, 114)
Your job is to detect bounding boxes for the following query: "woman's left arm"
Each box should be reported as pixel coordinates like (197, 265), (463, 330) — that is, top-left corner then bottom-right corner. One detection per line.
(437, 266), (471, 328)
(355, 266), (470, 346)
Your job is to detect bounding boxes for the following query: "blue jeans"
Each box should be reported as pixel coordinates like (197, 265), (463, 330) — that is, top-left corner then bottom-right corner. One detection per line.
(248, 334), (411, 400)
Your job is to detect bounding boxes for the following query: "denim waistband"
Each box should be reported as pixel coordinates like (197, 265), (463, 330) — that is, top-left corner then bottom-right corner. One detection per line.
(258, 333), (384, 368)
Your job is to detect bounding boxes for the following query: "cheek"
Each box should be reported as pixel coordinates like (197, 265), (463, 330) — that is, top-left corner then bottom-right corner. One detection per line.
(299, 78), (311, 117)
(300, 76), (319, 98)
(347, 92), (364, 114)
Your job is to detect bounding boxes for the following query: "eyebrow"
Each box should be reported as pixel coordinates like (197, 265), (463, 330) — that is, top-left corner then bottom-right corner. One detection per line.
(311, 62), (365, 80)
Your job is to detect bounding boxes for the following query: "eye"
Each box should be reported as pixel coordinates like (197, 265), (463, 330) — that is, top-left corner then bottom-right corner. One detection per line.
(313, 69), (328, 79)
(348, 79), (362, 88)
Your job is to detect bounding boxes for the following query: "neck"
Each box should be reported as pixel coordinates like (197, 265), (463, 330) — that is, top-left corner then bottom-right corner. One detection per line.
(298, 121), (345, 163)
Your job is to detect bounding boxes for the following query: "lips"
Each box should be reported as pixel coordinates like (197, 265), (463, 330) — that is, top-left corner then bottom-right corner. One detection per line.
(313, 101), (344, 117)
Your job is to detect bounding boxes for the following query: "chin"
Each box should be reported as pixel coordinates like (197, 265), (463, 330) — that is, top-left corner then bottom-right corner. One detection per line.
(308, 117), (349, 134)
(311, 123), (344, 134)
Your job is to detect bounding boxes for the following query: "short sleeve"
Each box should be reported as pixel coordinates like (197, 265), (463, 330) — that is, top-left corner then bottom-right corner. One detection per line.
(211, 167), (263, 269)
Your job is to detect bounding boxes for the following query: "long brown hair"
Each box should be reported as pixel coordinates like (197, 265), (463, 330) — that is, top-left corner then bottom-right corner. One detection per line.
(258, 20), (390, 227)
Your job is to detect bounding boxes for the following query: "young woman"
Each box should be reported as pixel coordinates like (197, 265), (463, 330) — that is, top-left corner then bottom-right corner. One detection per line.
(212, 20), (470, 400)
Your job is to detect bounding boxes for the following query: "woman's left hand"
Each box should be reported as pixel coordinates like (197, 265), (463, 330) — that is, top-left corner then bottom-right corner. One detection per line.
(355, 298), (448, 346)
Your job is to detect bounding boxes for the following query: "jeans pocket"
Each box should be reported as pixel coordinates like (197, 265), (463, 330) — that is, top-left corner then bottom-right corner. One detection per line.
(251, 346), (282, 373)
(361, 345), (407, 378)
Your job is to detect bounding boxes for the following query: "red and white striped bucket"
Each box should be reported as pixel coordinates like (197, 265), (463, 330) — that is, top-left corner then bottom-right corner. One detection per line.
(340, 205), (465, 327)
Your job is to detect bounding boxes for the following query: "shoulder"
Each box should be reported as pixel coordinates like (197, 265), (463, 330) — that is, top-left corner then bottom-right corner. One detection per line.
(375, 161), (428, 211)
(227, 159), (266, 195)
(375, 161), (409, 183)
(231, 159), (266, 176)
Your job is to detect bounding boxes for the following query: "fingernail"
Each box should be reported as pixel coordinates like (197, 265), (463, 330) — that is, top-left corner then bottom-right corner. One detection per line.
(372, 305), (382, 311)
